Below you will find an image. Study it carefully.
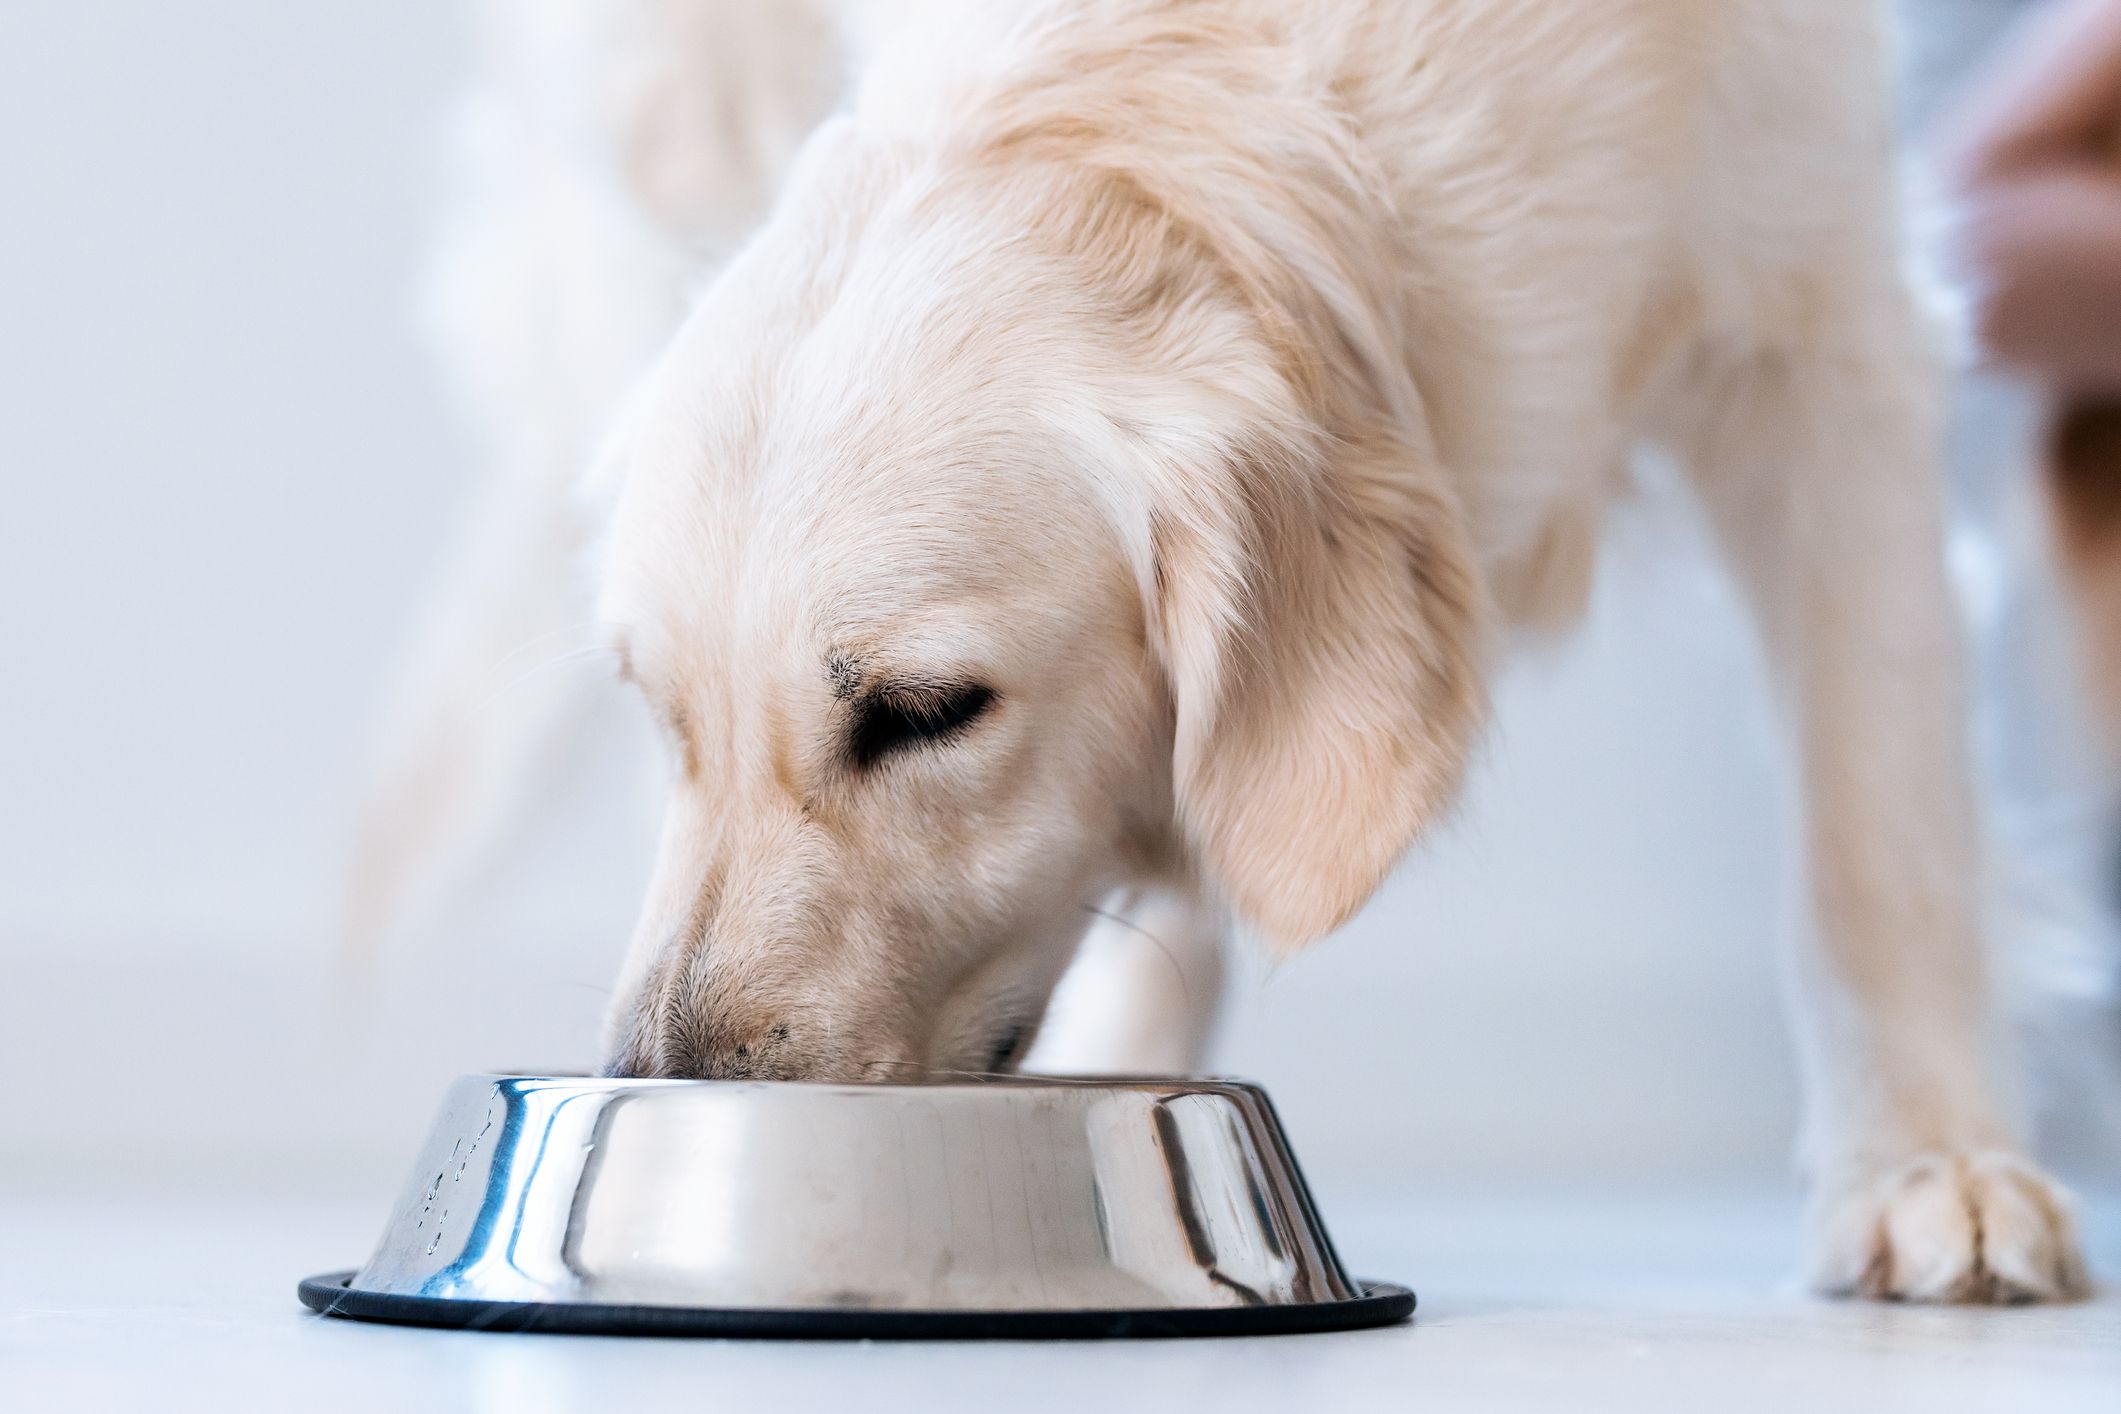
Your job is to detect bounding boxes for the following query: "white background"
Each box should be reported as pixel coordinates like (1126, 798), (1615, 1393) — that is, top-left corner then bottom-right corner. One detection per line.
(0, 0), (2097, 1210)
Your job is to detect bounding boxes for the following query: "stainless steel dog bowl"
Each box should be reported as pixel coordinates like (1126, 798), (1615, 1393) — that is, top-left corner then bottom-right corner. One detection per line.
(300, 1074), (1412, 1338)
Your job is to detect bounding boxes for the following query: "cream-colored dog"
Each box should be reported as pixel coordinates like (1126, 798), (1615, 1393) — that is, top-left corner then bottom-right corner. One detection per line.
(353, 0), (2090, 1303)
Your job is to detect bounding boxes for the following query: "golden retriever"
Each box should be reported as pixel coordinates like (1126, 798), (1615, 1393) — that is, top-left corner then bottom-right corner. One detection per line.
(350, 0), (2089, 1303)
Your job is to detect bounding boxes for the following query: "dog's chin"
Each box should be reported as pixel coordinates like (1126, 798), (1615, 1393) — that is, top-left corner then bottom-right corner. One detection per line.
(977, 1018), (1038, 1076)
(908, 999), (1049, 1080)
(919, 934), (1084, 1078)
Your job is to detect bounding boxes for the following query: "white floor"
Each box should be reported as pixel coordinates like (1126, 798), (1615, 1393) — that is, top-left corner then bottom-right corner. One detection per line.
(4, 1186), (2114, 1413)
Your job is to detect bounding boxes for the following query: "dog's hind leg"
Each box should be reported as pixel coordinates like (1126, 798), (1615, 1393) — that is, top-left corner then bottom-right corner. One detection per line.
(341, 1), (839, 962)
(1026, 885), (1227, 1076)
(1663, 272), (2090, 1300)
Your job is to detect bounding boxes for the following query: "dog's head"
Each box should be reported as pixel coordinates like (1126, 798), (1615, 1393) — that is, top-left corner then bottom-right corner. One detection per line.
(594, 94), (1487, 1080)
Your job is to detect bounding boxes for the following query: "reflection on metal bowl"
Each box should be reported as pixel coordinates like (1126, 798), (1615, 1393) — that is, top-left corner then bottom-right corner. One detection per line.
(299, 1073), (1412, 1338)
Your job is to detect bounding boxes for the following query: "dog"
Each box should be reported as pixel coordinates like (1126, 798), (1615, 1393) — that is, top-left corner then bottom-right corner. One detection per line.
(350, 0), (2091, 1303)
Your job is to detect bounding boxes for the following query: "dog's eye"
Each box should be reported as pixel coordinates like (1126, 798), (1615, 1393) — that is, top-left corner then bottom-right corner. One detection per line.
(849, 683), (996, 768)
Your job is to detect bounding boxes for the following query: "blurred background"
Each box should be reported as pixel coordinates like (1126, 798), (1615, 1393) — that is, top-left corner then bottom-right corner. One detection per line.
(0, 0), (2114, 1215)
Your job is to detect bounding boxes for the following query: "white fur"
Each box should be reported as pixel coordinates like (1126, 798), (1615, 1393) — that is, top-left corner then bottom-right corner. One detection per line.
(356, 0), (2090, 1302)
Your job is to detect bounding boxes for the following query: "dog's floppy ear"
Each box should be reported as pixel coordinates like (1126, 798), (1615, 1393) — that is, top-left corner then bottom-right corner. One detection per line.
(1149, 421), (1486, 950)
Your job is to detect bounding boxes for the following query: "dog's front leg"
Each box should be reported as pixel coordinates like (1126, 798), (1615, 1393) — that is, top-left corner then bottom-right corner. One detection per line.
(1025, 885), (1227, 1076)
(1669, 296), (2089, 1302)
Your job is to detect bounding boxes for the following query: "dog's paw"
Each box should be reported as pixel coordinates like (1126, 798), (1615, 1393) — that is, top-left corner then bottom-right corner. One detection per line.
(1808, 1151), (2090, 1303)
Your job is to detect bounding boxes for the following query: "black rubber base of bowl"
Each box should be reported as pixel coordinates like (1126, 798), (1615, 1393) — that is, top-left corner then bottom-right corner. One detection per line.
(298, 1270), (1413, 1340)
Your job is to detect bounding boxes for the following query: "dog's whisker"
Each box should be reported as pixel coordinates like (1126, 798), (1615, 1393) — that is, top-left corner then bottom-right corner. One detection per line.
(868, 1062), (1020, 1083)
(473, 646), (622, 715)
(1083, 904), (1192, 1007)
(483, 619), (609, 677)
(853, 1057), (1029, 1084)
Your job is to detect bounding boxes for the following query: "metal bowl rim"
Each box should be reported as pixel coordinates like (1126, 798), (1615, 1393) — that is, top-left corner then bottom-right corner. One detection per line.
(463, 1071), (1273, 1093)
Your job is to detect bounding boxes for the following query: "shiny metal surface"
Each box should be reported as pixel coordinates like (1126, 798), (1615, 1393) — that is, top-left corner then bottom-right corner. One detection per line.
(349, 1074), (1360, 1313)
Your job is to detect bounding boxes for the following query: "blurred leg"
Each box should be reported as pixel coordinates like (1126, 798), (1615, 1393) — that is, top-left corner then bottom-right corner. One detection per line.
(342, 1), (839, 961)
